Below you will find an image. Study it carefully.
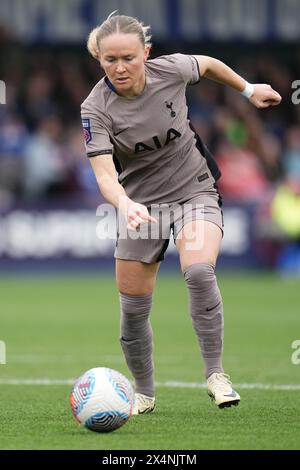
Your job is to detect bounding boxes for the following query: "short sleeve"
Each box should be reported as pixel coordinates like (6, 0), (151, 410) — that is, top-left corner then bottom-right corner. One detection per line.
(81, 103), (113, 158)
(166, 53), (201, 85)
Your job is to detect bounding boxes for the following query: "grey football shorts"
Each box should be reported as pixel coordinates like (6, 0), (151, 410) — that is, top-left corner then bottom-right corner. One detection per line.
(114, 189), (223, 264)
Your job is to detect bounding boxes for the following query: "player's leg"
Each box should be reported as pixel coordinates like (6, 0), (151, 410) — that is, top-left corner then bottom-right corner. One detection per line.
(116, 259), (159, 414)
(116, 259), (159, 295)
(176, 219), (224, 378)
(175, 218), (240, 408)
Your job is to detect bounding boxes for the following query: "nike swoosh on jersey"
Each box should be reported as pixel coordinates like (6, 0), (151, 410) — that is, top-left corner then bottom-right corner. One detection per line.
(113, 127), (130, 136)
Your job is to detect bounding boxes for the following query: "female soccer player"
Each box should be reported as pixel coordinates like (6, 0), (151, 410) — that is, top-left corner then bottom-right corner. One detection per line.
(81, 13), (281, 414)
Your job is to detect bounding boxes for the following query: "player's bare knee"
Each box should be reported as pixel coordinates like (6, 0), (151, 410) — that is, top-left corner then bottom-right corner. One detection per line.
(116, 260), (158, 295)
(118, 285), (154, 296)
(117, 277), (155, 296)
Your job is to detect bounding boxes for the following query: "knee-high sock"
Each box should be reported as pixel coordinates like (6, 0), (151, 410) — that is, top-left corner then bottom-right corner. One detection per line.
(184, 263), (224, 379)
(119, 293), (154, 397)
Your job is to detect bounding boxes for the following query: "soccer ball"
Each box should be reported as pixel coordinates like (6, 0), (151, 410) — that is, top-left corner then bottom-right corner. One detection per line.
(70, 367), (134, 432)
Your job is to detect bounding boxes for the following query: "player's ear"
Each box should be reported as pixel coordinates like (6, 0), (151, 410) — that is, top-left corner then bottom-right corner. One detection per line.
(144, 46), (151, 62)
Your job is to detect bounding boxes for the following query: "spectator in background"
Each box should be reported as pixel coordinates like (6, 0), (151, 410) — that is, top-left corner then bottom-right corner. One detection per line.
(21, 72), (57, 129)
(213, 105), (271, 202)
(0, 114), (29, 207)
(271, 127), (300, 275)
(216, 137), (271, 202)
(282, 126), (300, 177)
(23, 115), (74, 199)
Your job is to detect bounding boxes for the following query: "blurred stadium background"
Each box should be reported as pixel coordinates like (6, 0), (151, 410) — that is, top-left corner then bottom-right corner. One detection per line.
(1, 0), (300, 274)
(1, 0), (300, 450)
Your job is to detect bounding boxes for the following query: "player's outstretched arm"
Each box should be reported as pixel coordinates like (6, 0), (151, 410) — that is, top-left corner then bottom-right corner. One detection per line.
(193, 55), (282, 109)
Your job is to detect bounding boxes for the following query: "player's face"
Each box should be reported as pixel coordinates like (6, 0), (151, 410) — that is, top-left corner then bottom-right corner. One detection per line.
(99, 33), (150, 98)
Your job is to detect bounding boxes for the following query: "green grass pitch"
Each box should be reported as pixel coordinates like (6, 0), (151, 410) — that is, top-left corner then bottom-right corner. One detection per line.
(0, 273), (300, 450)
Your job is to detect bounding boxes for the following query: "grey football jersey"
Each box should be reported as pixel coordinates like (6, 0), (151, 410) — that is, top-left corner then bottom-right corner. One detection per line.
(81, 53), (220, 205)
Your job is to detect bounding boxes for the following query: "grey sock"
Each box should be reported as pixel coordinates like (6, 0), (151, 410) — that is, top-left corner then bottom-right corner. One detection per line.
(184, 263), (224, 379)
(119, 292), (154, 397)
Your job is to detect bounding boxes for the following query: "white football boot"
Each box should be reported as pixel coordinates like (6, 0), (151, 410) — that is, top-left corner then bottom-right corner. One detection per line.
(132, 393), (155, 415)
(207, 373), (240, 408)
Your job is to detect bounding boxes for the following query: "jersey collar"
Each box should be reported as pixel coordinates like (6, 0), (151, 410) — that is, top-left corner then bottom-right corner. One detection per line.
(104, 77), (118, 94)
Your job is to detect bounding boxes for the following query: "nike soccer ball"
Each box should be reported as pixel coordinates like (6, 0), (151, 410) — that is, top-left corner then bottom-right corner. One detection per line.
(70, 367), (134, 432)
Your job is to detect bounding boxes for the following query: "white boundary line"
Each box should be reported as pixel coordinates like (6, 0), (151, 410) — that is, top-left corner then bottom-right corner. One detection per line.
(157, 381), (300, 391)
(0, 379), (299, 390)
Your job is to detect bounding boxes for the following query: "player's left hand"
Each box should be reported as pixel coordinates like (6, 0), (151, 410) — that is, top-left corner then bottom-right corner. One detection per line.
(249, 84), (282, 108)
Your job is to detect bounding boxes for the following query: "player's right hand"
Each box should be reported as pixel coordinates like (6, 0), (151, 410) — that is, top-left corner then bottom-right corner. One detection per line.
(249, 84), (282, 108)
(118, 196), (158, 231)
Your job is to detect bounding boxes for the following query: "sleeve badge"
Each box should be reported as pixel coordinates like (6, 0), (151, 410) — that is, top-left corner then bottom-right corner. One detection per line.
(82, 118), (92, 144)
